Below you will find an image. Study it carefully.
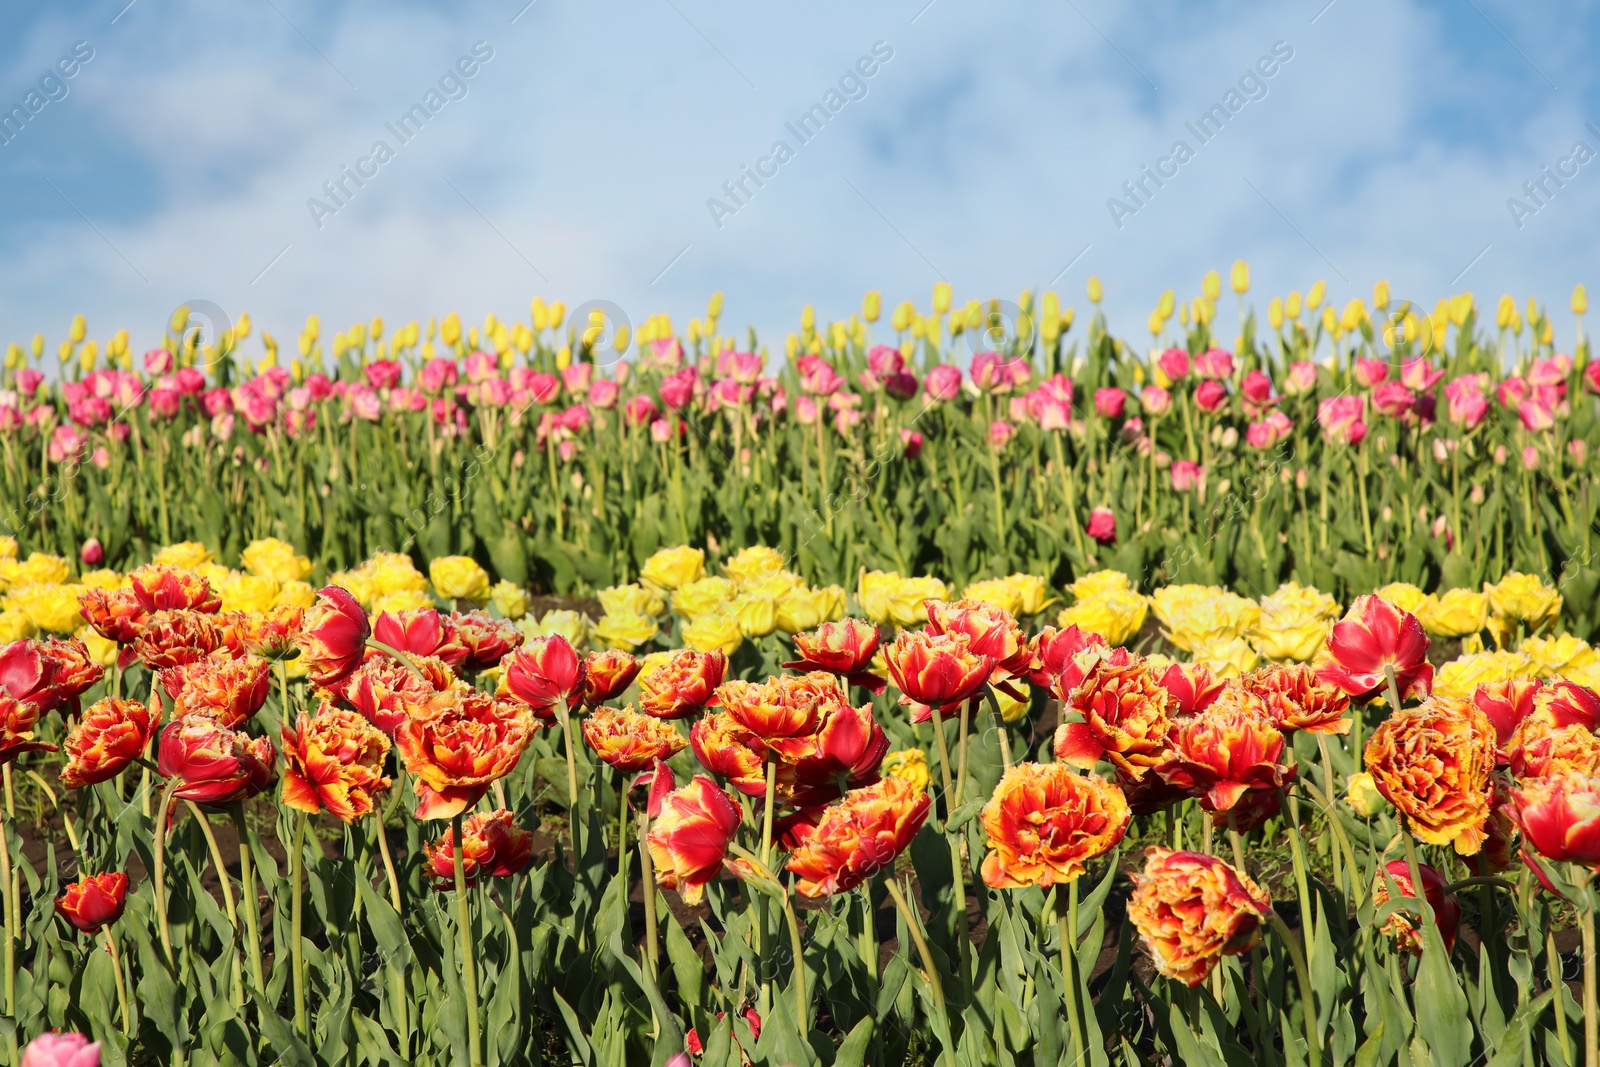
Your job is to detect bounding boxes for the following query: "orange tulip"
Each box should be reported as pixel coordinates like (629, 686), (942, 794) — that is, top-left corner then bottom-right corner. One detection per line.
(393, 689), (534, 819)
(502, 636), (586, 720)
(133, 610), (224, 670)
(785, 618), (883, 693)
(296, 586), (371, 687)
(1508, 770), (1600, 866)
(924, 599), (1032, 683)
(373, 608), (469, 670)
(280, 706), (393, 822)
(0, 696), (55, 764)
(638, 650), (727, 720)
(1155, 662), (1226, 717)
(582, 648), (640, 705)
(1156, 687), (1295, 813)
(883, 629), (995, 719)
(60, 698), (157, 788)
(980, 762), (1130, 888)
(164, 651), (271, 727)
(337, 652), (462, 736)
(237, 606), (305, 660)
(78, 587), (148, 644)
(1371, 859), (1460, 956)
(1315, 594), (1432, 704)
(156, 712), (277, 806)
(582, 704), (688, 772)
(1027, 624), (1108, 692)
(716, 672), (843, 740)
(1127, 846), (1273, 986)
(1053, 655), (1173, 778)
(1364, 696), (1496, 855)
(451, 611), (524, 671)
(424, 809), (534, 889)
(1539, 680), (1600, 732)
(54, 872), (128, 934)
(1244, 663), (1350, 734)
(1506, 709), (1600, 779)
(646, 775), (742, 904)
(0, 637), (103, 715)
(129, 564), (221, 614)
(690, 712), (780, 797)
(786, 778), (931, 898)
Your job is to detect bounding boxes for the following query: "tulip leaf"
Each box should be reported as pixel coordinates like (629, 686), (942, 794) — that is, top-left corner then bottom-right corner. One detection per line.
(666, 911), (705, 1010)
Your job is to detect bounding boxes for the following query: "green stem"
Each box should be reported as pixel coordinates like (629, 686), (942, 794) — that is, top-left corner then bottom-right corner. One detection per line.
(885, 878), (947, 1018)
(229, 807), (265, 998)
(1266, 911), (1321, 1060)
(185, 800), (242, 1007)
(778, 890), (809, 1029)
(105, 927), (132, 1035)
(151, 775), (185, 968)
(291, 813), (307, 1037)
(638, 809), (660, 979)
(984, 685), (1014, 771)
(561, 708), (582, 864)
(0, 807), (14, 1067)
(452, 812), (483, 1067)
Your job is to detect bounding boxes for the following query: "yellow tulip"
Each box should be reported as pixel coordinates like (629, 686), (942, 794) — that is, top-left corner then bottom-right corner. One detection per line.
(683, 611), (744, 655)
(1373, 280), (1390, 309)
(1087, 276), (1103, 304)
(862, 290), (882, 323)
(1574, 283), (1588, 316)
(932, 281), (952, 314)
(1306, 280), (1326, 309)
(1229, 260), (1249, 294)
(489, 580), (530, 620)
(591, 611), (656, 651)
(429, 556), (490, 602)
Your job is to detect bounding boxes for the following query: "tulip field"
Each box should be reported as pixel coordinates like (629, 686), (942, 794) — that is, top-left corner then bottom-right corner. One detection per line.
(5, 275), (1600, 1067)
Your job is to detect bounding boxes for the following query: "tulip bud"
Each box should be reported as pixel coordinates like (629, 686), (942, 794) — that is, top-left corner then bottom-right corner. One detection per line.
(1522, 445), (1540, 470)
(800, 304), (816, 332)
(1087, 276), (1103, 303)
(1267, 297), (1283, 330)
(1575, 284), (1589, 316)
(1432, 438), (1448, 463)
(862, 290), (881, 322)
(1570, 439), (1587, 465)
(1295, 467), (1309, 489)
(1470, 484), (1485, 504)
(1493, 444), (1507, 466)
(1229, 260), (1249, 294)
(932, 282), (952, 313)
(1373, 279), (1390, 309)
(80, 538), (102, 566)
(1306, 280), (1326, 310)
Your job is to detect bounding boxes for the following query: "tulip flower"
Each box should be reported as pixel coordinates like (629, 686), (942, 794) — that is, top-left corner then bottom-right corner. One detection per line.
(165, 652), (271, 727)
(766, 700), (889, 804)
(582, 648), (641, 705)
(784, 618), (884, 693)
(128, 564), (222, 614)
(1127, 847), (1272, 986)
(582, 704), (688, 772)
(156, 713), (277, 806)
(1473, 677), (1542, 752)
(1054, 656), (1173, 778)
(1315, 594), (1433, 704)
(19, 1032), (100, 1067)
(1027, 624), (1108, 691)
(717, 672), (841, 739)
(1156, 688), (1295, 812)
(54, 872), (128, 934)
(638, 649), (726, 719)
(690, 712), (776, 797)
(1364, 697), (1495, 855)
(647, 775), (742, 905)
(280, 706), (392, 821)
(0, 696), (56, 764)
(445, 612), (520, 671)
(924, 599), (1032, 685)
(423, 809), (534, 889)
(980, 762), (1129, 888)
(1086, 508), (1116, 545)
(237, 605), (304, 660)
(78, 587), (149, 645)
(502, 636), (587, 720)
(1372, 860), (1460, 955)
(60, 698), (157, 788)
(393, 690), (535, 819)
(1509, 770), (1600, 866)
(296, 586), (371, 687)
(340, 653), (461, 736)
(1193, 381), (1228, 413)
(1244, 663), (1350, 734)
(786, 778), (931, 897)
(883, 629), (995, 719)
(372, 608), (468, 670)
(1505, 711), (1600, 779)
(1154, 662), (1225, 716)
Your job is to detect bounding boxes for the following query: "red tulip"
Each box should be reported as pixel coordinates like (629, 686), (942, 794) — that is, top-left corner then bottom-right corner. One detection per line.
(582, 649), (641, 705)
(296, 586), (371, 687)
(128, 564), (221, 614)
(766, 700), (889, 805)
(0, 696), (56, 764)
(373, 608), (468, 670)
(449, 611), (524, 670)
(423, 809), (534, 889)
(883, 630), (995, 717)
(638, 650), (726, 720)
(77, 587), (148, 645)
(156, 713), (277, 806)
(133, 610), (225, 671)
(339, 653), (461, 736)
(1086, 508), (1117, 545)
(54, 872), (128, 934)
(1372, 859), (1460, 955)
(1027, 625), (1107, 691)
(646, 775), (742, 905)
(502, 636), (586, 719)
(783, 618), (884, 693)
(1315, 594), (1432, 704)
(60, 698), (157, 788)
(1509, 770), (1600, 866)
(1156, 662), (1226, 718)
(786, 778), (931, 898)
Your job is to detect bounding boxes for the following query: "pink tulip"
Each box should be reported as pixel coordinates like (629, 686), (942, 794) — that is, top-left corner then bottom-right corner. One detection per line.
(989, 420), (1015, 448)
(885, 371), (918, 399)
(80, 539), (103, 566)
(924, 365), (963, 402)
(49, 425), (86, 464)
(561, 363), (593, 397)
(20, 1031), (99, 1067)
(1352, 358), (1389, 388)
(480, 378), (512, 408)
(1037, 396), (1072, 432)
(659, 368), (698, 410)
(1497, 376), (1529, 409)
(797, 355), (844, 397)
(1518, 397), (1555, 432)
(90, 446), (111, 469)
(1157, 348), (1190, 382)
(650, 418), (672, 443)
(1170, 460), (1201, 492)
(1246, 410), (1293, 449)
(1093, 387), (1126, 418)
(147, 388), (181, 420)
(1241, 370), (1273, 406)
(211, 413), (235, 440)
(1522, 445), (1540, 470)
(364, 360), (403, 390)
(717, 350), (763, 384)
(14, 369), (44, 397)
(588, 379), (619, 409)
(795, 396), (820, 425)
(144, 348), (173, 375)
(1194, 380), (1228, 413)
(1584, 361), (1600, 395)
(1141, 384), (1172, 417)
(348, 385), (381, 422)
(1399, 358), (1443, 392)
(1086, 507), (1116, 545)
(1371, 381), (1415, 418)
(304, 373), (334, 401)
(1318, 395), (1366, 444)
(901, 428), (924, 459)
(1444, 375), (1489, 428)
(868, 345), (904, 378)
(1194, 348), (1234, 380)
(68, 396), (112, 428)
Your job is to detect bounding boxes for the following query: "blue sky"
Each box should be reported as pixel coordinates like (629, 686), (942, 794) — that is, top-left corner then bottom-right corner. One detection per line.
(1, 0), (1597, 360)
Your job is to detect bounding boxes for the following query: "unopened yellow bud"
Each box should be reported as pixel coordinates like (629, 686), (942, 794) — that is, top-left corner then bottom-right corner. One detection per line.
(291, 357), (303, 382)
(298, 333), (313, 357)
(1575, 284), (1589, 316)
(1373, 280), (1390, 310)
(1201, 270), (1222, 301)
(80, 341), (98, 370)
(1339, 298), (1366, 333)
(1018, 289), (1034, 315)
(3, 344), (17, 370)
(1496, 294), (1516, 329)
(800, 304), (816, 332)
(707, 291), (724, 319)
(862, 290), (881, 323)
(548, 302), (566, 329)
(556, 345), (572, 369)
(830, 321), (847, 349)
(1267, 297), (1284, 330)
(1285, 290), (1303, 318)
(786, 333), (799, 359)
(932, 281), (952, 313)
(1321, 304), (1338, 334)
(306, 313), (320, 339)
(369, 316), (383, 340)
(168, 307), (188, 335)
(350, 322), (366, 347)
(1527, 296), (1539, 326)
(910, 317), (925, 340)
(582, 324), (603, 348)
(31, 334), (43, 358)
(1086, 276), (1103, 303)
(492, 323), (510, 354)
(687, 319), (702, 345)
(1307, 280), (1326, 310)
(440, 313), (460, 347)
(1060, 308), (1075, 331)
(1449, 293), (1473, 326)
(1155, 289), (1175, 320)
(1147, 309), (1163, 335)
(1229, 260), (1249, 294)
(500, 348), (514, 369)
(614, 324), (631, 353)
